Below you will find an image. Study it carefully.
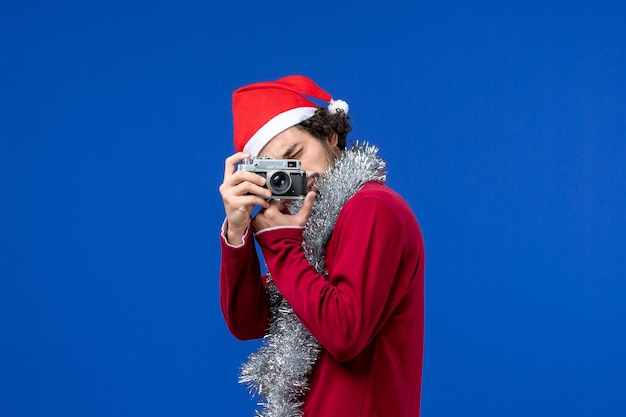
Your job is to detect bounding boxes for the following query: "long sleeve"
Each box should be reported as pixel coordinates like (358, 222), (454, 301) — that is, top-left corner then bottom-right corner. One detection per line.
(255, 184), (422, 362)
(219, 225), (271, 340)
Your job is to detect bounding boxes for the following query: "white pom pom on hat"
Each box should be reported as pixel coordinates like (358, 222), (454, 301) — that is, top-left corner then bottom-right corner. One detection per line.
(328, 99), (349, 115)
(232, 75), (349, 157)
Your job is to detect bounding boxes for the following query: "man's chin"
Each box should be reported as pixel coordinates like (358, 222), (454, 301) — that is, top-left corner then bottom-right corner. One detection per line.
(307, 174), (321, 192)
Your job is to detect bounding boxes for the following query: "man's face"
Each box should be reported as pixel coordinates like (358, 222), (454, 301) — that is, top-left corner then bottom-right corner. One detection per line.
(258, 126), (339, 188)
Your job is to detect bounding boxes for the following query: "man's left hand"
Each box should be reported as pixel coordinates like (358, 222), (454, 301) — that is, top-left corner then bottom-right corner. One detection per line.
(252, 191), (316, 232)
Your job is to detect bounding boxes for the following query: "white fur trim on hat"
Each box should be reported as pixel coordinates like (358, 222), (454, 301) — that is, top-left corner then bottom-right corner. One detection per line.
(244, 107), (317, 157)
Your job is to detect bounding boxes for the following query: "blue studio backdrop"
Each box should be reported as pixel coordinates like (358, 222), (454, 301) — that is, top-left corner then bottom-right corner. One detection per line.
(1, 1), (625, 416)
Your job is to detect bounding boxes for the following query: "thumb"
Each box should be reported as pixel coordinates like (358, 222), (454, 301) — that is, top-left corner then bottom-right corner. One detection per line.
(295, 191), (316, 226)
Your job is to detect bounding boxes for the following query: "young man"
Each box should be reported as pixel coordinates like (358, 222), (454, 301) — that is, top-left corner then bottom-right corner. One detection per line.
(219, 75), (425, 417)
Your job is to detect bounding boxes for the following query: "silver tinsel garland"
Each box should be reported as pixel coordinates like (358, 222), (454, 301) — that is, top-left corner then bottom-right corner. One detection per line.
(239, 142), (387, 417)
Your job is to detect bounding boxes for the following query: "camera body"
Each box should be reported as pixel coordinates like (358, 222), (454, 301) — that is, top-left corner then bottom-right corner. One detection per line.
(238, 157), (308, 200)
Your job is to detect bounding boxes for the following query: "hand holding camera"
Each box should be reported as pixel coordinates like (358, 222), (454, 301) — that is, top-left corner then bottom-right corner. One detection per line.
(220, 153), (314, 244)
(238, 156), (314, 233)
(220, 152), (272, 244)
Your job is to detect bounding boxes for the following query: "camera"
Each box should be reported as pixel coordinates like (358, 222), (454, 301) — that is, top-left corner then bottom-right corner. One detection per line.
(238, 157), (308, 200)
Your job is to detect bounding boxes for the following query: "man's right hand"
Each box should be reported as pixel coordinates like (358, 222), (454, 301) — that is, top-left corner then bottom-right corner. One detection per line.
(219, 152), (272, 245)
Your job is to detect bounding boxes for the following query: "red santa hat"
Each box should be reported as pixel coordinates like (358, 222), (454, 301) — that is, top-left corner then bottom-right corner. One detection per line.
(232, 75), (349, 157)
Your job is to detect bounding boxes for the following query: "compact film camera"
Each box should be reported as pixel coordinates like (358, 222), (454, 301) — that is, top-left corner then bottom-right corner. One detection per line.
(238, 157), (308, 200)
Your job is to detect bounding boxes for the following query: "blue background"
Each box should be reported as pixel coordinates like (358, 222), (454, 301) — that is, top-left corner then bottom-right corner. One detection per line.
(1, 1), (625, 416)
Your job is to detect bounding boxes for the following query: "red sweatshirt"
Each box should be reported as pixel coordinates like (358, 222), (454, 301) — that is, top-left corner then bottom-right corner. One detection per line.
(220, 182), (425, 417)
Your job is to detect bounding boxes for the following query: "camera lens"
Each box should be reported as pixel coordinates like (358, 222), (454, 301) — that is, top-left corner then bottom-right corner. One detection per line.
(268, 171), (291, 195)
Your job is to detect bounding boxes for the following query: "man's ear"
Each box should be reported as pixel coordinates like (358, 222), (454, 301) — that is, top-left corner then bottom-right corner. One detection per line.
(328, 133), (338, 147)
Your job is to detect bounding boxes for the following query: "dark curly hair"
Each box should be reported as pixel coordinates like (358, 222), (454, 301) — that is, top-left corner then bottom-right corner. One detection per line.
(296, 107), (352, 151)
